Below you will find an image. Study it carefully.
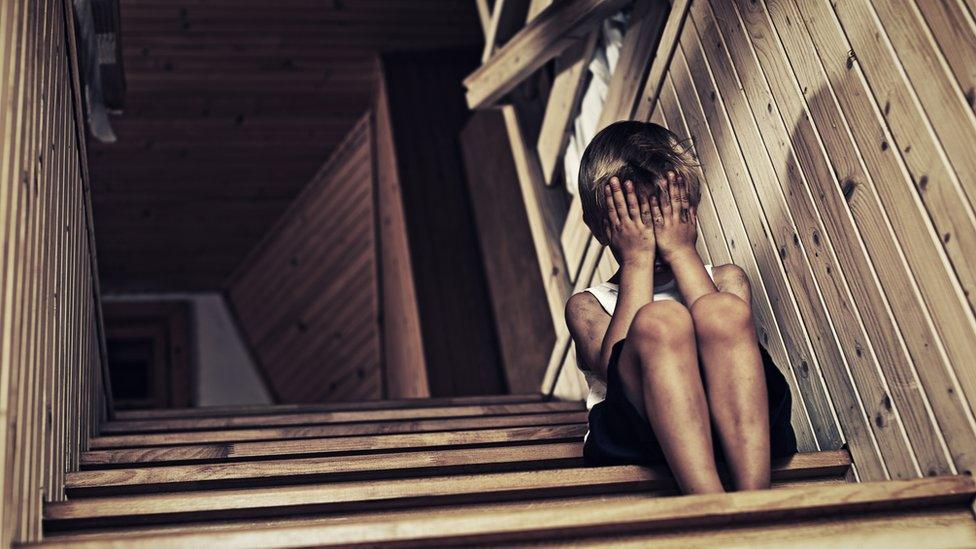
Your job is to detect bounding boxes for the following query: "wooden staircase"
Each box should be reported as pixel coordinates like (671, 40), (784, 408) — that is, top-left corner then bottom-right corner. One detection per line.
(33, 394), (976, 547)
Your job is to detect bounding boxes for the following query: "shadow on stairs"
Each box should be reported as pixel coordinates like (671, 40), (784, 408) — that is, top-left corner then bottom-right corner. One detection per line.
(30, 394), (976, 547)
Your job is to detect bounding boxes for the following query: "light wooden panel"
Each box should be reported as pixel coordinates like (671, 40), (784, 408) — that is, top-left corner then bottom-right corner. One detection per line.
(227, 115), (382, 403)
(664, 0), (976, 481)
(1, 0), (107, 543)
(509, 0), (976, 484)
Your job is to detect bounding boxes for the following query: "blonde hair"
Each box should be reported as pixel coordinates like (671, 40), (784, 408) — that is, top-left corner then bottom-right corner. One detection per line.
(578, 121), (700, 234)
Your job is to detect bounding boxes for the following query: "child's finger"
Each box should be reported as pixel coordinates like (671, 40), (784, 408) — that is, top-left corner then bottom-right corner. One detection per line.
(638, 188), (652, 226)
(609, 177), (629, 225)
(650, 194), (664, 226)
(605, 182), (621, 228)
(661, 172), (674, 219)
(623, 180), (641, 222)
(679, 173), (691, 213)
(667, 170), (679, 218)
(603, 218), (612, 243)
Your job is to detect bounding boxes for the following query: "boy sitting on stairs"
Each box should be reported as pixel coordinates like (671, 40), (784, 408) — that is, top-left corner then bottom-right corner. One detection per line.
(565, 121), (797, 495)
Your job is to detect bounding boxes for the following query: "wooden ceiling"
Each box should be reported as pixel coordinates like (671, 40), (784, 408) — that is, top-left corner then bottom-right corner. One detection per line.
(90, 0), (481, 292)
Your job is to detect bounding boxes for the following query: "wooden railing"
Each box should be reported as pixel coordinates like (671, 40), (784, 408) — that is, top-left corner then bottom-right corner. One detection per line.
(0, 0), (110, 544)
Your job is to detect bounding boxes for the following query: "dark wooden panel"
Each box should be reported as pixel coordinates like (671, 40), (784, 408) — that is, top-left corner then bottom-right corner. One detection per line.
(226, 115), (381, 403)
(89, 0), (482, 291)
(460, 110), (555, 393)
(381, 49), (507, 396)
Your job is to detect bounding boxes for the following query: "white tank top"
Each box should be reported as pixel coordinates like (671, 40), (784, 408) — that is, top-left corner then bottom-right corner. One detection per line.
(576, 264), (715, 414)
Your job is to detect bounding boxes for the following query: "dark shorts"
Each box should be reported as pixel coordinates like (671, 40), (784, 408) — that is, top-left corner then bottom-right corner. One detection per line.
(582, 339), (798, 467)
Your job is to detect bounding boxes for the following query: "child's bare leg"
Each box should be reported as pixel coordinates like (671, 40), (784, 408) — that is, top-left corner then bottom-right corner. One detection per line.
(615, 300), (725, 494)
(691, 282), (770, 491)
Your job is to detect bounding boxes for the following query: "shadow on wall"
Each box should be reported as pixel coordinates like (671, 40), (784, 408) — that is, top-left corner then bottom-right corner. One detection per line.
(102, 293), (273, 407)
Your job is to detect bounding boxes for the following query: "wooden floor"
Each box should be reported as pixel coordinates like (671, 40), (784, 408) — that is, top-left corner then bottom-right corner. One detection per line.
(31, 394), (976, 547)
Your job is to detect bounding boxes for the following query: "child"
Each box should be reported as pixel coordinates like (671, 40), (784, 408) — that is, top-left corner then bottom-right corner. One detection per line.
(565, 121), (797, 494)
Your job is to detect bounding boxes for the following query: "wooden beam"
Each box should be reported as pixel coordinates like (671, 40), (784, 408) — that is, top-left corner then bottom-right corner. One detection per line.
(525, 0), (552, 23)
(501, 105), (573, 329)
(475, 0), (492, 36)
(464, 0), (630, 109)
(481, 0), (531, 63)
(372, 61), (430, 399)
(536, 31), (599, 186)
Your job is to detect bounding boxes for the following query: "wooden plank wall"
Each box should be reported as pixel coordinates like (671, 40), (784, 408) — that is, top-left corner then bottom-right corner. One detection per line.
(0, 0), (108, 543)
(539, 0), (976, 484)
(226, 114), (384, 403)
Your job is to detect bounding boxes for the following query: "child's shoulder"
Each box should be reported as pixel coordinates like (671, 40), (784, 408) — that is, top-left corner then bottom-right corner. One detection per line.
(565, 288), (602, 316)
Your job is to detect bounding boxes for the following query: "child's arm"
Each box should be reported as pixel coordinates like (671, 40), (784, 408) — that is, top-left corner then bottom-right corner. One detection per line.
(653, 170), (717, 306)
(567, 177), (655, 381)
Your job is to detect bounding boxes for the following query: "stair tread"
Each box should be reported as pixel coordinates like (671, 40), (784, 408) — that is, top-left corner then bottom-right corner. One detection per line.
(82, 424), (589, 467)
(112, 394), (548, 421)
(511, 506), (976, 548)
(100, 401), (585, 434)
(90, 411), (588, 449)
(39, 475), (973, 547)
(47, 451), (851, 527)
(67, 442), (589, 496)
(36, 482), (848, 543)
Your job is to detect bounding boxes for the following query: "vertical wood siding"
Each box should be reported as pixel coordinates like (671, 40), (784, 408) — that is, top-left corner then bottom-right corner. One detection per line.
(545, 0), (976, 483)
(227, 114), (383, 403)
(1, 0), (107, 543)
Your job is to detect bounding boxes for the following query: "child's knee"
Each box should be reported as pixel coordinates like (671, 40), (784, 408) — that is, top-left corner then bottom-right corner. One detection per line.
(690, 292), (753, 341)
(629, 301), (694, 351)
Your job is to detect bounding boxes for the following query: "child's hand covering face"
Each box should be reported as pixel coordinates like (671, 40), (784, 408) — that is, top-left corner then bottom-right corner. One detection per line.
(603, 176), (656, 266)
(651, 170), (698, 262)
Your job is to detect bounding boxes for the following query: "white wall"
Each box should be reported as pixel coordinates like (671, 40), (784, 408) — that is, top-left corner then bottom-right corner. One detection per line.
(102, 292), (273, 406)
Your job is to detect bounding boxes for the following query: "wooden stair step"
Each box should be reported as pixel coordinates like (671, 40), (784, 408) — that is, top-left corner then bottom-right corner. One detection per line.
(45, 452), (850, 532)
(100, 401), (585, 434)
(38, 476), (974, 547)
(112, 394), (548, 421)
(512, 506), (976, 548)
(66, 442), (589, 496)
(90, 411), (587, 449)
(81, 424), (589, 468)
(35, 481), (853, 544)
